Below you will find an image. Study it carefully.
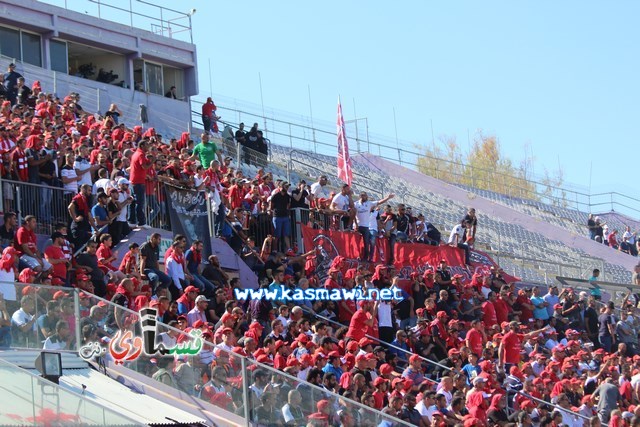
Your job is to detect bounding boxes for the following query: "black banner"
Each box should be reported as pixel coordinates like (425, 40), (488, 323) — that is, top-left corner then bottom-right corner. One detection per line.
(164, 184), (212, 256)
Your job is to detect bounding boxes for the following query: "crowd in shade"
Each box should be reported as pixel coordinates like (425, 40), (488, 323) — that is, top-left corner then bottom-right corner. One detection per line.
(4, 63), (640, 427)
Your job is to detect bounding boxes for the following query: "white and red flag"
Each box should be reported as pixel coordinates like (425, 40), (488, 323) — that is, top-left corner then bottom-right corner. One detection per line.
(336, 98), (353, 186)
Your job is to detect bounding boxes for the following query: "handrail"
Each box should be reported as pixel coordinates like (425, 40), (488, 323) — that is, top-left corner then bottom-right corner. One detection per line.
(189, 98), (640, 219)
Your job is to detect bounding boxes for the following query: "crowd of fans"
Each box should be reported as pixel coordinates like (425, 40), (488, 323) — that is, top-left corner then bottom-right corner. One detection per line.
(587, 214), (639, 257)
(4, 64), (640, 427)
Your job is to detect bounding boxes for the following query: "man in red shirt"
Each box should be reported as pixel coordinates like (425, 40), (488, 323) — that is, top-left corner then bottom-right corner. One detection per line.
(494, 289), (511, 324)
(482, 291), (498, 327)
(129, 139), (153, 228)
(15, 215), (52, 274)
(346, 300), (374, 342)
(44, 231), (70, 285)
(498, 321), (549, 371)
(465, 319), (486, 357)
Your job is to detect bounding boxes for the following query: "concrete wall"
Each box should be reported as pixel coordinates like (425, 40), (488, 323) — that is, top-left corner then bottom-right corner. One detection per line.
(0, 0), (198, 96)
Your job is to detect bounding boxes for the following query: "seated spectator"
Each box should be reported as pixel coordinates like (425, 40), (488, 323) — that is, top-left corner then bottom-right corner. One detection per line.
(10, 295), (37, 347)
(139, 233), (171, 290)
(44, 231), (71, 286)
(185, 240), (214, 295)
(14, 215), (52, 275)
(68, 184), (97, 249)
(75, 240), (106, 297)
(43, 320), (72, 350)
(0, 212), (17, 248)
(118, 242), (141, 280)
(96, 234), (125, 283)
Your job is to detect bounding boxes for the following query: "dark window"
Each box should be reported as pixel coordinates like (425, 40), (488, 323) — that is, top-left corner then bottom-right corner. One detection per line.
(50, 40), (67, 73)
(0, 27), (20, 60)
(21, 32), (41, 67)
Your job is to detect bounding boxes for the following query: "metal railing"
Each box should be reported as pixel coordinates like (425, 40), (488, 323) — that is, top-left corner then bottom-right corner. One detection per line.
(188, 96), (640, 220)
(0, 358), (144, 426)
(36, 0), (194, 43)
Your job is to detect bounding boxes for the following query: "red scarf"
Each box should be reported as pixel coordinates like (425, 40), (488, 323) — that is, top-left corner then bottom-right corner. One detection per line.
(170, 251), (184, 265)
(72, 193), (89, 216)
(178, 132), (190, 150)
(430, 318), (449, 341)
(12, 148), (28, 181)
(176, 293), (195, 312)
(116, 283), (134, 310)
(190, 246), (201, 265)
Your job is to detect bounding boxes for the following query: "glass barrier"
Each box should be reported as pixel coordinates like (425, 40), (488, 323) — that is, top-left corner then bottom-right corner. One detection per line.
(0, 358), (143, 426)
(242, 357), (415, 427)
(4, 283), (82, 353)
(86, 292), (417, 426)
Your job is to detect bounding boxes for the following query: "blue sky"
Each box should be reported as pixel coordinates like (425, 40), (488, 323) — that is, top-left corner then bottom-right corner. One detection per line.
(186, 1), (639, 200)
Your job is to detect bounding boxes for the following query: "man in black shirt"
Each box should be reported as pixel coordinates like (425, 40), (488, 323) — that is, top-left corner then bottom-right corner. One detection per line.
(269, 181), (292, 252)
(463, 207), (478, 241)
(400, 393), (423, 426)
(290, 180), (310, 209)
(107, 278), (134, 330)
(584, 296), (600, 348)
(0, 212), (17, 247)
(140, 232), (171, 289)
(3, 63), (22, 105)
(396, 204), (411, 242)
(76, 240), (106, 297)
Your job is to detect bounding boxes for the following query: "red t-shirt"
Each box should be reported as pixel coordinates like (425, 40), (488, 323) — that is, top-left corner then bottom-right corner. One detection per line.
(482, 301), (497, 327)
(516, 295), (534, 322)
(202, 102), (216, 118)
(501, 331), (523, 365)
(346, 309), (369, 341)
(119, 251), (138, 274)
(44, 245), (67, 280)
(15, 226), (37, 257)
(129, 149), (150, 185)
(466, 328), (484, 357)
(493, 298), (510, 324)
(96, 244), (115, 271)
(228, 185), (244, 210)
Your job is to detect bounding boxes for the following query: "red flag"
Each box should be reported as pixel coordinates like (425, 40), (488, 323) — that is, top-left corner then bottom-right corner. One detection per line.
(336, 98), (353, 186)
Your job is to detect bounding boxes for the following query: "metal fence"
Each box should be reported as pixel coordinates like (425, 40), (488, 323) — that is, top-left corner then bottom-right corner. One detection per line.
(189, 96), (640, 219)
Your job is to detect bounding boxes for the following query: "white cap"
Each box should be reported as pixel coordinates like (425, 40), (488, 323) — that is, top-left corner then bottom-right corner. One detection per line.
(117, 177), (130, 186)
(473, 376), (486, 385)
(195, 295), (209, 303)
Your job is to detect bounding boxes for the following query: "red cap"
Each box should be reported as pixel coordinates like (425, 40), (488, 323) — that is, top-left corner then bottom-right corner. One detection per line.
(379, 363), (394, 375)
(358, 337), (375, 347)
(409, 354), (422, 364)
(346, 340), (359, 352)
(317, 399), (330, 412)
(221, 312), (238, 323)
(184, 285), (199, 294)
(328, 350), (341, 358)
(436, 311), (448, 318)
(374, 377), (389, 387)
(53, 290), (68, 300)
(193, 319), (205, 329)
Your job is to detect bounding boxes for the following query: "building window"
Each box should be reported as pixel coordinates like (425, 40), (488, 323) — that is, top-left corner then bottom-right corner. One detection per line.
(50, 40), (68, 73)
(144, 62), (163, 95)
(0, 26), (41, 67)
(21, 32), (42, 67)
(0, 27), (20, 60)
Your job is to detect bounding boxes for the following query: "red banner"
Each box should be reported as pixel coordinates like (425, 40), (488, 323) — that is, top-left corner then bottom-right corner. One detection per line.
(301, 225), (519, 283)
(336, 99), (353, 186)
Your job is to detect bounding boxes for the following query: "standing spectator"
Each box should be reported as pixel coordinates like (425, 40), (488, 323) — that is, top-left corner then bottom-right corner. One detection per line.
(330, 184), (354, 230)
(3, 63), (22, 105)
(201, 97), (219, 134)
(140, 233), (171, 289)
(39, 134), (58, 223)
(74, 145), (98, 190)
(91, 192), (111, 231)
(60, 152), (80, 210)
(592, 378), (621, 424)
(587, 214), (597, 240)
(269, 181), (292, 252)
(129, 140), (153, 228)
(15, 215), (52, 274)
(531, 286), (550, 323)
(463, 207), (478, 242)
(354, 192), (394, 262)
(68, 184), (96, 249)
(598, 303), (616, 352)
(447, 219), (471, 265)
(111, 179), (133, 245)
(190, 133), (223, 172)
(290, 180), (311, 210)
(310, 175), (330, 203)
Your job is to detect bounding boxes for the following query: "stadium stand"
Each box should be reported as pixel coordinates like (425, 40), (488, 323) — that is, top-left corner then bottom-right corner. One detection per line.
(3, 5), (640, 426)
